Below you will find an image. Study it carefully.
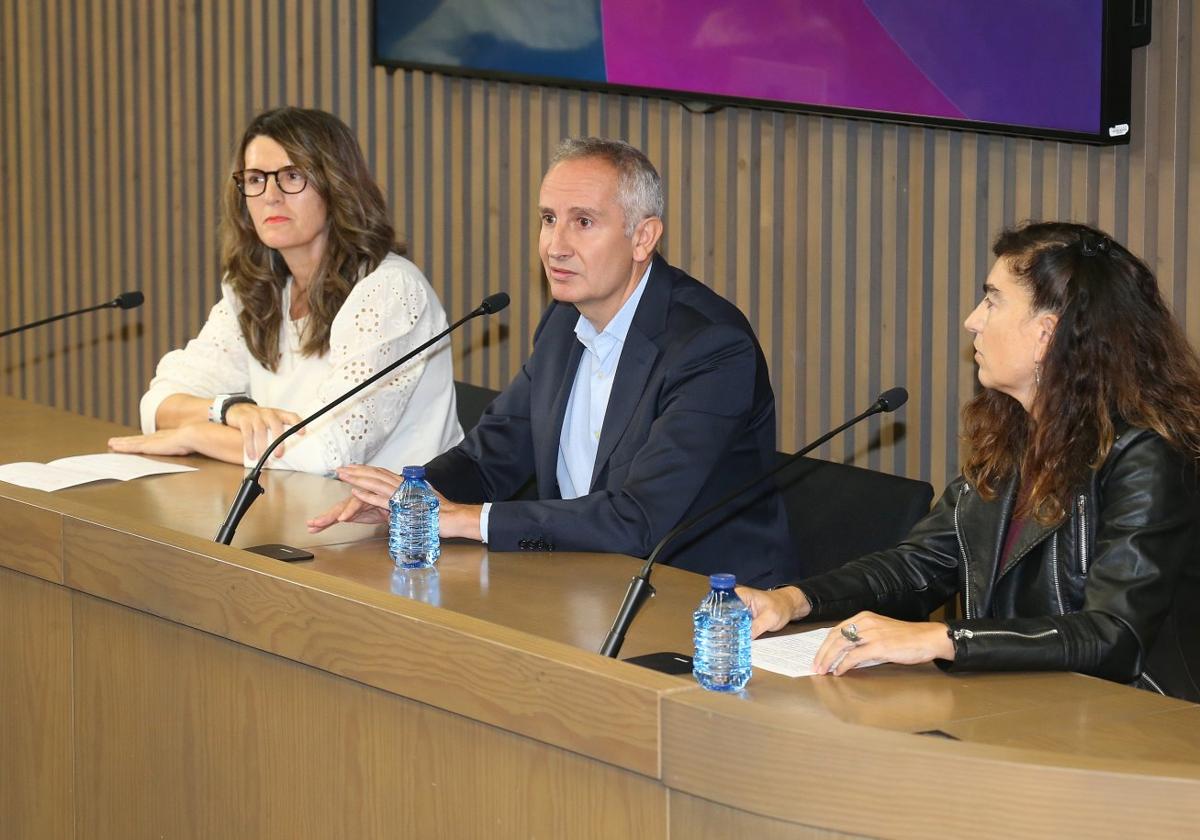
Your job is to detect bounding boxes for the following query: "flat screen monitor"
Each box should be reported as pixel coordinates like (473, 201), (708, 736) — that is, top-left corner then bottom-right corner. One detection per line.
(373, 1), (1149, 144)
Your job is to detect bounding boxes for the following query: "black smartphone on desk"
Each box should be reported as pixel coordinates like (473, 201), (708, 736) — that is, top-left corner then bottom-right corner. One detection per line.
(244, 543), (315, 562)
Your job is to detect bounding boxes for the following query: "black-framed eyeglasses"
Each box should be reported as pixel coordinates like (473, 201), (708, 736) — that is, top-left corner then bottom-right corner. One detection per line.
(232, 166), (309, 197)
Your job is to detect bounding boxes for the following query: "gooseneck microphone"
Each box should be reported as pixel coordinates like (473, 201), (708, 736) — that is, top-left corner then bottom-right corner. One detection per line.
(0, 291), (145, 338)
(599, 386), (909, 659)
(214, 292), (511, 546)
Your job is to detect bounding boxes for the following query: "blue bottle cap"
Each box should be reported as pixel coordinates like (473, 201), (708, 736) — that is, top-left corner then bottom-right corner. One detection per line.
(709, 573), (736, 590)
(402, 465), (426, 479)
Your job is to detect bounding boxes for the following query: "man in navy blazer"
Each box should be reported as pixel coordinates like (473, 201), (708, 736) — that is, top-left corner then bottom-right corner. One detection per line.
(310, 138), (794, 586)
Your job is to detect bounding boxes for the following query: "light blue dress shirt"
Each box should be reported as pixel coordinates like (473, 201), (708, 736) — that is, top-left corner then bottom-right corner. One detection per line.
(479, 264), (652, 542)
(555, 265), (651, 499)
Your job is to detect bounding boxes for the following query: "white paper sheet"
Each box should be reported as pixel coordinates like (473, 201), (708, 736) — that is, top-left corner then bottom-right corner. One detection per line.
(752, 627), (886, 678)
(0, 453), (196, 492)
(49, 453), (197, 480)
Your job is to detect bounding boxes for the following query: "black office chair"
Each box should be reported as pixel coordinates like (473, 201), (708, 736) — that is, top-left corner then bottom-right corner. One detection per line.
(452, 380), (537, 500)
(453, 380), (500, 435)
(774, 454), (934, 578)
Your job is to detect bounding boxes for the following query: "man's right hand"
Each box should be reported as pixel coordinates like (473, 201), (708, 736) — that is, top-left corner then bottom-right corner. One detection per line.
(735, 585), (812, 638)
(306, 494), (388, 532)
(306, 465), (404, 533)
(335, 465), (404, 506)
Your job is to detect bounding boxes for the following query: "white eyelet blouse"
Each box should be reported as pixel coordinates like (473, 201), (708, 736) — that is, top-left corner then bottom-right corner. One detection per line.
(139, 253), (464, 474)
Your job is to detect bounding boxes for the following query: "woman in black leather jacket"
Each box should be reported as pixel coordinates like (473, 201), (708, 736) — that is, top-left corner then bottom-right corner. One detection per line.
(741, 222), (1200, 701)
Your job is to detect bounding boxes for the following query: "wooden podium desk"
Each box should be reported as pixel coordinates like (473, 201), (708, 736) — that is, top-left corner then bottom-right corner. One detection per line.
(2, 397), (1198, 839)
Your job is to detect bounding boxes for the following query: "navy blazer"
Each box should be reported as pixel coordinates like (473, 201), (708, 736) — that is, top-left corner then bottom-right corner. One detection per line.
(424, 256), (795, 587)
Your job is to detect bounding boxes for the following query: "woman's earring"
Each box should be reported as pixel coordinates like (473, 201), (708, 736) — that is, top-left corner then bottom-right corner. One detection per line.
(1035, 362), (1042, 388)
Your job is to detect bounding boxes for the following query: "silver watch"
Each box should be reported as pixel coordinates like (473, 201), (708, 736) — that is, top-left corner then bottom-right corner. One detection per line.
(208, 393), (255, 425)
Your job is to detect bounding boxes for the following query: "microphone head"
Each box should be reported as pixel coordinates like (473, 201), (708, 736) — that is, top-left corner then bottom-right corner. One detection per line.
(480, 292), (510, 314)
(876, 387), (908, 413)
(113, 291), (145, 310)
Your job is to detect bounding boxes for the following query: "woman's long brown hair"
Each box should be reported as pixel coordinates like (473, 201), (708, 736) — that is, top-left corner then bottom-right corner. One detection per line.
(962, 221), (1200, 523)
(218, 107), (401, 370)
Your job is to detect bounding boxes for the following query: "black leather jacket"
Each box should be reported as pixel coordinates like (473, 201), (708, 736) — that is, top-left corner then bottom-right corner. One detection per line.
(796, 428), (1200, 701)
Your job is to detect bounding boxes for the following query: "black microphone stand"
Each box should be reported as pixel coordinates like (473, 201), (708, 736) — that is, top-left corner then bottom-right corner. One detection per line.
(214, 293), (509, 546)
(599, 387), (908, 660)
(0, 292), (144, 338)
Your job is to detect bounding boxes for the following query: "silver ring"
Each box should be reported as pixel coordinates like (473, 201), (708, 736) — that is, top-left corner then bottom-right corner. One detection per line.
(840, 623), (861, 643)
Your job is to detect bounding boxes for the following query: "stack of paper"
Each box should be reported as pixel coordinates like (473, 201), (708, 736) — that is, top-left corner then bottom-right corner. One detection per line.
(0, 453), (196, 492)
(752, 627), (886, 677)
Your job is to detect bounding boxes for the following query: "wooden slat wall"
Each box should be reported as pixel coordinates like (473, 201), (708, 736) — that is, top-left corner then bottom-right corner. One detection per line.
(1, 0), (1195, 492)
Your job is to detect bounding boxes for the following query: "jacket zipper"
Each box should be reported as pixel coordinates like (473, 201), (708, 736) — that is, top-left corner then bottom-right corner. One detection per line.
(1141, 671), (1166, 695)
(954, 485), (972, 619)
(1050, 532), (1066, 615)
(951, 627), (1059, 641)
(1077, 494), (1089, 575)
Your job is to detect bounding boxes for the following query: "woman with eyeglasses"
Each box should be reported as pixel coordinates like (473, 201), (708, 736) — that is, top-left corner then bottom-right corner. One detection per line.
(739, 222), (1200, 701)
(109, 107), (462, 472)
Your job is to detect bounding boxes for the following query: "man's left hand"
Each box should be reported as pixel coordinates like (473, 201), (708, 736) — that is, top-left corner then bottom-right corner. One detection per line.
(327, 465), (484, 542)
(432, 490), (483, 542)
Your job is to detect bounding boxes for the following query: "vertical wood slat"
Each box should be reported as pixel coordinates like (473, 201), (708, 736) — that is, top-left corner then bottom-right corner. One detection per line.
(46, 0), (65, 410)
(150, 0), (169, 405)
(79, 0), (100, 418)
(1187, 2), (1200, 341)
(121, 0), (139, 426)
(877, 128), (899, 476)
(928, 132), (951, 489)
(851, 125), (873, 466)
(111, 0), (131, 427)
(16, 1), (39, 405)
(802, 119), (825, 460)
(466, 83), (485, 384)
(482, 83), (501, 388)
(1, 1), (10, 381)
(1, 0), (1194, 494)
(777, 120), (800, 463)
(447, 77), (464, 339)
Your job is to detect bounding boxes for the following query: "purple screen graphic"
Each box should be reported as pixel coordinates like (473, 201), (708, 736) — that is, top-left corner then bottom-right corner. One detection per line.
(601, 0), (1101, 134)
(374, 0), (1111, 137)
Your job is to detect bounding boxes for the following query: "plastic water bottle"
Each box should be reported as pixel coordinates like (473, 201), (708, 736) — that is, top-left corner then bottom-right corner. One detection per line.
(388, 465), (440, 568)
(692, 573), (752, 691)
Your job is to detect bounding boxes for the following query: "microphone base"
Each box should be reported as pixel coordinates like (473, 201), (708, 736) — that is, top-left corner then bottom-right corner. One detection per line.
(599, 574), (656, 657)
(621, 651), (694, 675)
(214, 475), (265, 545)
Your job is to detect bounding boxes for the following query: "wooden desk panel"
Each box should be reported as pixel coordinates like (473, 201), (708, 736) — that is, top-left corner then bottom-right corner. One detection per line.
(61, 516), (681, 778)
(943, 690), (1200, 760)
(0, 566), (74, 840)
(668, 791), (864, 840)
(661, 688), (1200, 839)
(4, 396), (1200, 839)
(71, 591), (665, 840)
(303, 538), (709, 658)
(0, 494), (63, 582)
(733, 663), (1138, 736)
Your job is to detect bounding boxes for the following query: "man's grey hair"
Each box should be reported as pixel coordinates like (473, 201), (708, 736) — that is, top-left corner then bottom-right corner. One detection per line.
(549, 137), (664, 236)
